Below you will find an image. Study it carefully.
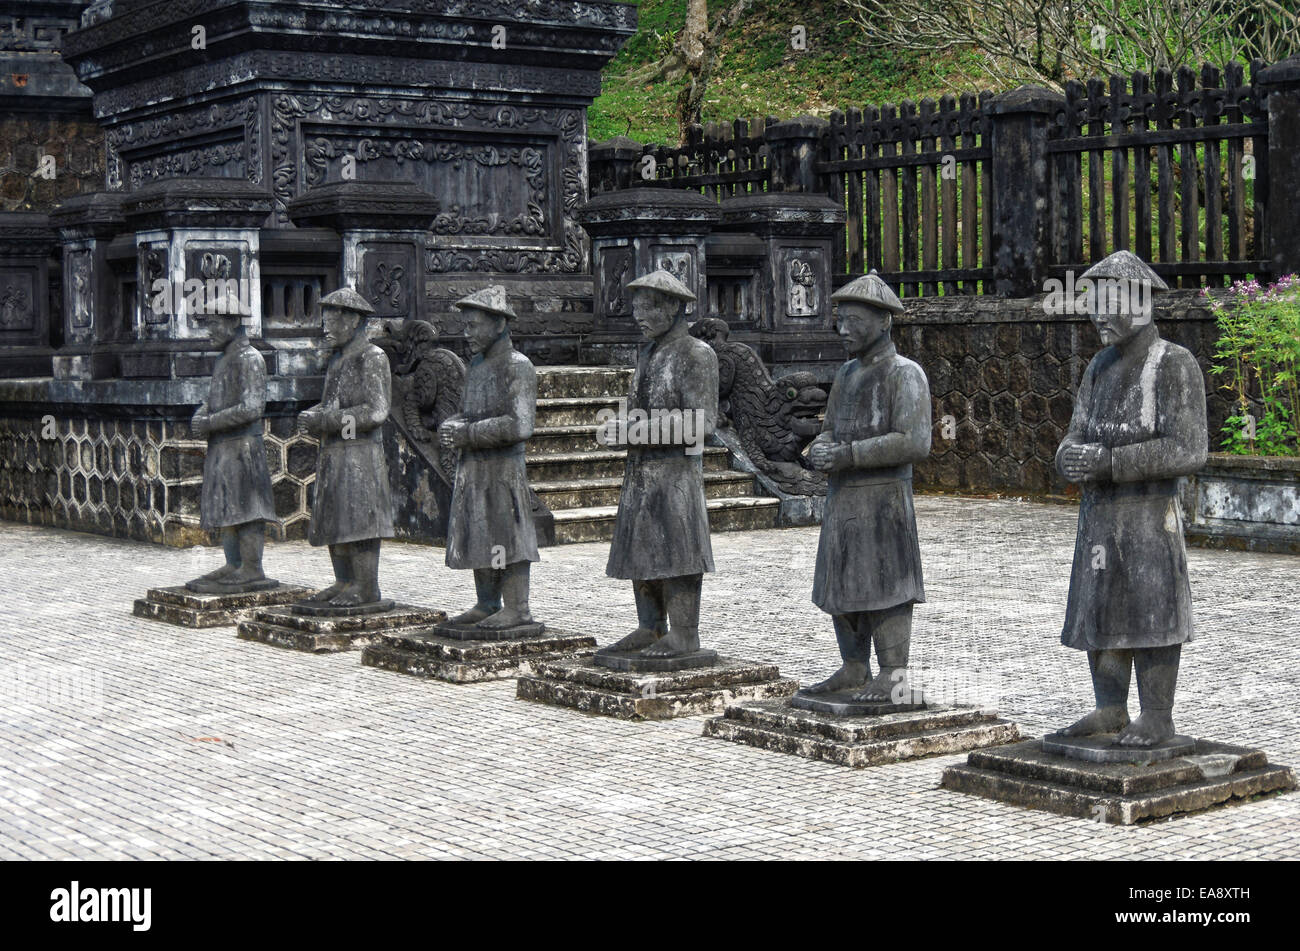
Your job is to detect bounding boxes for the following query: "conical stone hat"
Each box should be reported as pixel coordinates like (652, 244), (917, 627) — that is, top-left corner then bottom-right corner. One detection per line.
(830, 269), (904, 313)
(1080, 250), (1169, 291)
(626, 268), (697, 302)
(320, 286), (376, 314)
(453, 284), (517, 320)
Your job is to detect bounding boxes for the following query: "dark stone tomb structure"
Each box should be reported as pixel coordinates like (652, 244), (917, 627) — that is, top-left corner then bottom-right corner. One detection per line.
(0, 0), (634, 547)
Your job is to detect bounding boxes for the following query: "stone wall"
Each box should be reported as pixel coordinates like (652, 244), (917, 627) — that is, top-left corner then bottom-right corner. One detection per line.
(895, 289), (1227, 496)
(0, 111), (103, 212)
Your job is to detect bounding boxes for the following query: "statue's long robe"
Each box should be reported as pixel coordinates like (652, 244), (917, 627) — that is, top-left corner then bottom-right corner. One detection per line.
(199, 335), (276, 531)
(445, 335), (540, 570)
(308, 336), (395, 546)
(811, 338), (930, 615)
(1057, 323), (1208, 650)
(606, 321), (719, 580)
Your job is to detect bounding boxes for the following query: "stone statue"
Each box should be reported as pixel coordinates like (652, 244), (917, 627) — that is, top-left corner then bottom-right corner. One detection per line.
(297, 287), (395, 610)
(1054, 250), (1208, 748)
(690, 316), (828, 496)
(437, 285), (541, 631)
(803, 271), (932, 703)
(186, 292), (278, 593)
(599, 269), (719, 660)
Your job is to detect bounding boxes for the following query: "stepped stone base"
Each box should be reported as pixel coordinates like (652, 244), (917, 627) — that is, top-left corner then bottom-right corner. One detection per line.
(236, 603), (446, 653)
(703, 699), (1019, 768)
(516, 655), (798, 720)
(361, 626), (597, 683)
(133, 584), (314, 628)
(941, 737), (1297, 825)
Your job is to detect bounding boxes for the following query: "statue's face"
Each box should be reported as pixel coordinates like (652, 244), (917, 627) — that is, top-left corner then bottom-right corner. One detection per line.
(466, 308), (507, 355)
(1088, 279), (1154, 347)
(632, 288), (680, 340)
(322, 305), (361, 348)
(837, 301), (891, 356)
(204, 313), (241, 347)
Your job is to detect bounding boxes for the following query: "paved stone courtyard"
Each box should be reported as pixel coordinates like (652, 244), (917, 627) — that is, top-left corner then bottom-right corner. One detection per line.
(0, 495), (1296, 860)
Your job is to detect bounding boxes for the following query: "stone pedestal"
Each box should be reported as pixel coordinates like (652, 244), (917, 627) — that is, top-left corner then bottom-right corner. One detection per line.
(361, 622), (597, 684)
(236, 603), (445, 654)
(704, 696), (1019, 768)
(941, 735), (1297, 825)
(133, 583), (314, 628)
(516, 654), (797, 720)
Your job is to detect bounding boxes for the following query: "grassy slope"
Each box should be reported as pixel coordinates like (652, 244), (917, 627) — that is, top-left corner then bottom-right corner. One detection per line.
(589, 0), (994, 144)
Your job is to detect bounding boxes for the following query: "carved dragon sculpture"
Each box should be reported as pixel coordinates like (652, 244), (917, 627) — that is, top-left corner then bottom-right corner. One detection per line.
(689, 317), (829, 496)
(373, 318), (466, 484)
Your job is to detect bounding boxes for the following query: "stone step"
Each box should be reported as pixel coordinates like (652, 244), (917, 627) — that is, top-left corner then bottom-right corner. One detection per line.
(532, 470), (758, 510)
(720, 700), (1004, 745)
(534, 397), (623, 428)
(525, 446), (730, 482)
(550, 495), (780, 544)
(526, 424), (603, 455)
(703, 708), (1021, 769)
(535, 365), (632, 400)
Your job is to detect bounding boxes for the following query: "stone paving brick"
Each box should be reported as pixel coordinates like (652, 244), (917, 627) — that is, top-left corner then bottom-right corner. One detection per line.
(0, 496), (1296, 859)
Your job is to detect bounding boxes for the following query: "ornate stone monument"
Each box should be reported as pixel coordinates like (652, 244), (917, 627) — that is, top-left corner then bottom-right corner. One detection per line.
(133, 291), (310, 626)
(361, 286), (594, 682)
(705, 271), (1016, 762)
(517, 270), (795, 718)
(237, 288), (444, 651)
(942, 252), (1295, 820)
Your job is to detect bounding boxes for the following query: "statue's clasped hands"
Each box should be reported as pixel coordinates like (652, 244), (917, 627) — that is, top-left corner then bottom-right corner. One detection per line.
(297, 406), (325, 436)
(809, 440), (848, 472)
(1061, 443), (1111, 483)
(191, 402), (211, 438)
(439, 418), (470, 451)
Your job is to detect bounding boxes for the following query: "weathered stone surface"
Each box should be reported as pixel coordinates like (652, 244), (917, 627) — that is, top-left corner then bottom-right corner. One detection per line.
(788, 688), (927, 717)
(433, 620), (546, 642)
(133, 583), (313, 628)
(941, 737), (1297, 824)
(592, 648), (719, 672)
(1185, 453), (1300, 555)
(703, 700), (1019, 768)
(517, 655), (797, 720)
(361, 627), (596, 684)
(236, 603), (445, 653)
(1042, 732), (1197, 763)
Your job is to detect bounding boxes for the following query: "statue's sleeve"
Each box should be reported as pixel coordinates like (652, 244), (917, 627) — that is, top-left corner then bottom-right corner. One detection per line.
(325, 348), (391, 434)
(1110, 347), (1208, 482)
(206, 351), (267, 433)
(845, 363), (932, 469)
(466, 357), (536, 449)
(678, 342), (718, 441)
(811, 367), (842, 447)
(1055, 357), (1097, 479)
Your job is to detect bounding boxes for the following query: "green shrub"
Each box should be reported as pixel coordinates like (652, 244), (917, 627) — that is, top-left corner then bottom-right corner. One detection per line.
(1206, 276), (1300, 456)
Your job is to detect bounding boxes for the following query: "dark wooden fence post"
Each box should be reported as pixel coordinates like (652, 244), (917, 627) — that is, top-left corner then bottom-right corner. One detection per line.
(765, 116), (829, 193)
(988, 85), (1064, 296)
(1258, 55), (1300, 277)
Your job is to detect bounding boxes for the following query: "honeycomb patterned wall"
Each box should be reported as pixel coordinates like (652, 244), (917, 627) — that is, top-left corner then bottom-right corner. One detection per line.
(0, 412), (320, 546)
(898, 291), (1227, 495)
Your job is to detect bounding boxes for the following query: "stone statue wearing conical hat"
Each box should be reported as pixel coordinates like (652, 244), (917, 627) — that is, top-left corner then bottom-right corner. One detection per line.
(185, 289), (278, 593)
(598, 268), (720, 660)
(297, 286), (396, 609)
(437, 285), (542, 632)
(801, 270), (932, 704)
(1054, 250), (1207, 748)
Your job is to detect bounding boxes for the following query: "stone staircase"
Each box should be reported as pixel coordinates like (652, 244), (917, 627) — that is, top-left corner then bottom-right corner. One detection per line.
(530, 366), (780, 544)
